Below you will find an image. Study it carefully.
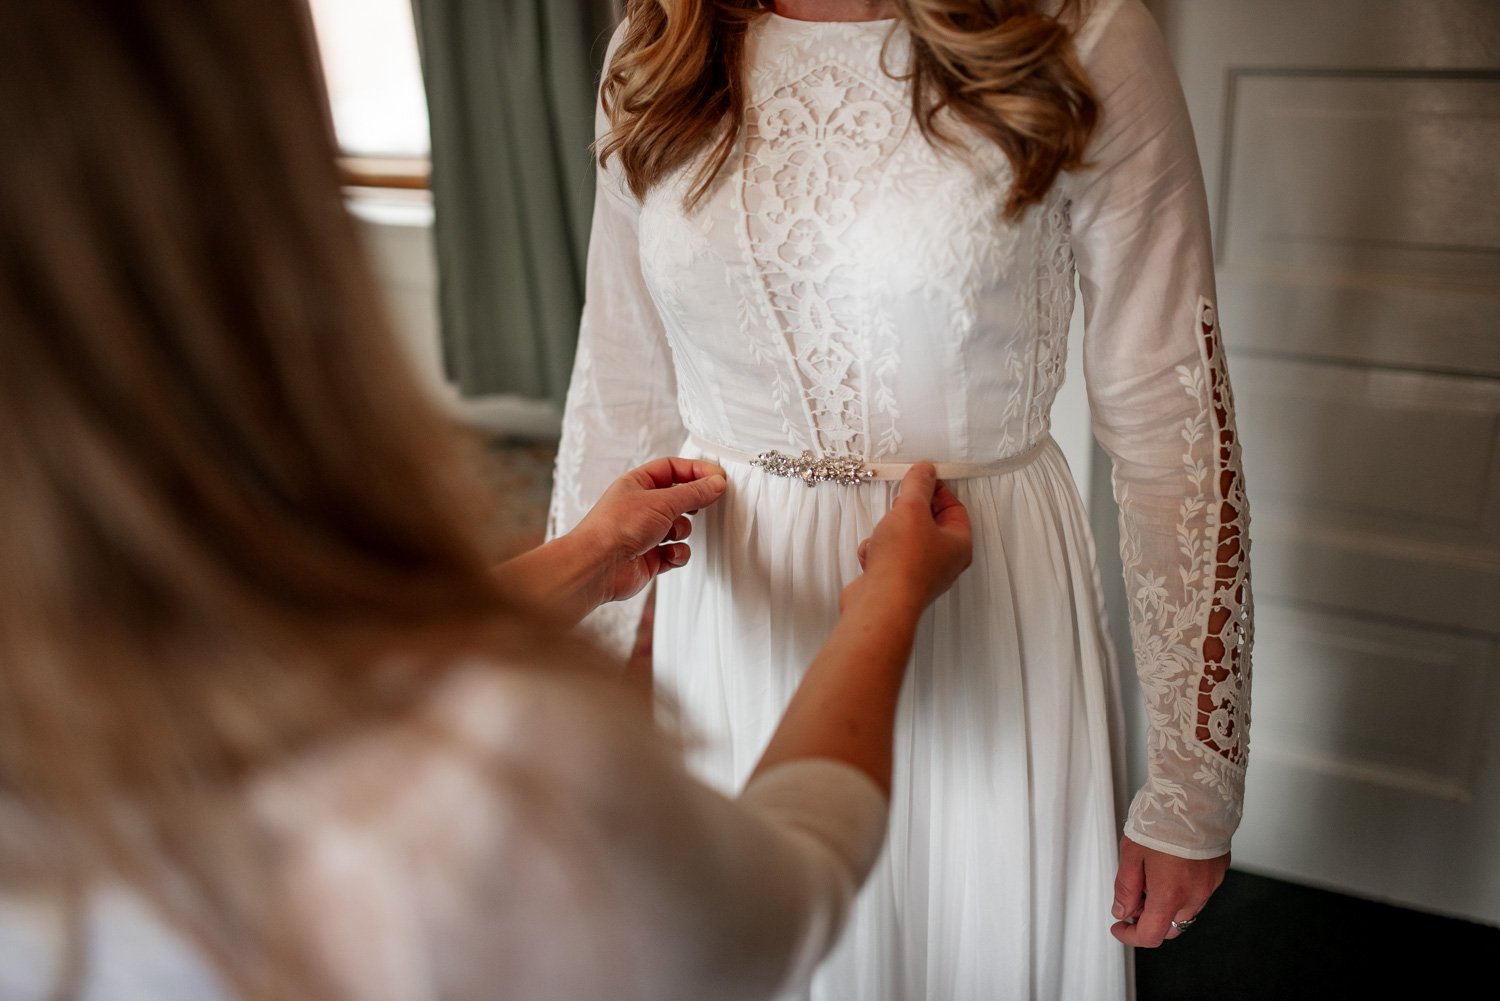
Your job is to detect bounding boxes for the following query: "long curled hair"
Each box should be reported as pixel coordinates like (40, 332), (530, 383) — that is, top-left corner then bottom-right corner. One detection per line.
(0, 1), (584, 997)
(601, 0), (1099, 218)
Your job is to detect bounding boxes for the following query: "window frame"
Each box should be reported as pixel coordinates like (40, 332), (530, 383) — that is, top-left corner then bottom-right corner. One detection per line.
(338, 155), (430, 191)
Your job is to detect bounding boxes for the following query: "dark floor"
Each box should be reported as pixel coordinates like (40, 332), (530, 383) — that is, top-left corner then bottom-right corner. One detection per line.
(1135, 869), (1499, 1000)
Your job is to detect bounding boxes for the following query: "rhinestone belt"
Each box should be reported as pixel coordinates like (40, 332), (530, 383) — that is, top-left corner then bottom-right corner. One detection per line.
(687, 435), (1051, 485)
(750, 449), (875, 487)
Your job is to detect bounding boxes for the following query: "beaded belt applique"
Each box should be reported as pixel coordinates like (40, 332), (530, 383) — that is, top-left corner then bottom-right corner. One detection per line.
(693, 434), (1052, 483)
(751, 449), (876, 487)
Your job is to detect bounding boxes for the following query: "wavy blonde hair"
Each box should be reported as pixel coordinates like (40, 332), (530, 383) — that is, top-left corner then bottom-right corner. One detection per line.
(601, 0), (1098, 218)
(0, 1), (595, 998)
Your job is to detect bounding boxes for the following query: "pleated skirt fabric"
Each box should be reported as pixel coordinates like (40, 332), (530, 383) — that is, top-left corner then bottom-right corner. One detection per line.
(655, 437), (1132, 1001)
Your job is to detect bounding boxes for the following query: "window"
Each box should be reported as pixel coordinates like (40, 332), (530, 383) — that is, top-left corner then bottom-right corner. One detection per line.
(307, 0), (430, 189)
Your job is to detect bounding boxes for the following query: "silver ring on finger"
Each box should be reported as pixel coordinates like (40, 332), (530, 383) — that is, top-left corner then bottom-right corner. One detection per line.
(1170, 916), (1198, 932)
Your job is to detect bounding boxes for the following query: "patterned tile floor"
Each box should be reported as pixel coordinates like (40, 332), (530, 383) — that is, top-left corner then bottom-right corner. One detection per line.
(476, 435), (557, 557)
(481, 434), (655, 676)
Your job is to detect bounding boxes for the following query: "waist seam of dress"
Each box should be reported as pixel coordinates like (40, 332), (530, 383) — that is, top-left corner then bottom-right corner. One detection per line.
(685, 434), (1053, 481)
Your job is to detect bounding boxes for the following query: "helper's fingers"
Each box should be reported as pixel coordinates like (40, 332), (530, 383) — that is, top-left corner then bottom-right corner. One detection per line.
(632, 456), (727, 491)
(666, 515), (693, 543)
(655, 472), (728, 519)
(657, 542), (690, 569)
(930, 480), (971, 531)
(894, 461), (938, 509)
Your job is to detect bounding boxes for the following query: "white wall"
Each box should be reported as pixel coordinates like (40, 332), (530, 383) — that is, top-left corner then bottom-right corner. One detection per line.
(349, 191), (563, 439)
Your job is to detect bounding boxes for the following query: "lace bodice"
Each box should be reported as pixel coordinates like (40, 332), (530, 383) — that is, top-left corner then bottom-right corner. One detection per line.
(621, 15), (1073, 465)
(549, 0), (1252, 860)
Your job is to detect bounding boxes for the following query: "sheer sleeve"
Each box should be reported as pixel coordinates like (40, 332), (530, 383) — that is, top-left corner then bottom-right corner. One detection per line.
(267, 669), (888, 1001)
(546, 22), (688, 658)
(472, 676), (889, 1001)
(1064, 0), (1253, 859)
(587, 752), (889, 1001)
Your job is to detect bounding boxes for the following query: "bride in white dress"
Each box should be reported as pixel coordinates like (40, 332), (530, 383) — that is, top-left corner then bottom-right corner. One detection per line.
(548, 1), (1253, 997)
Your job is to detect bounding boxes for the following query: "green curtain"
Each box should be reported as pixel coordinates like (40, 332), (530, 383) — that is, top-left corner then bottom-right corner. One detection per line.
(412, 0), (618, 402)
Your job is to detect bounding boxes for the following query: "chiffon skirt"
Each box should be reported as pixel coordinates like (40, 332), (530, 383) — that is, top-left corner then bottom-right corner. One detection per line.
(654, 436), (1132, 1001)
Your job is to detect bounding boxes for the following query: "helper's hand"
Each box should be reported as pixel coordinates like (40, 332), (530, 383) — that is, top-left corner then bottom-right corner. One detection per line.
(499, 458), (726, 625)
(753, 463), (971, 793)
(841, 462), (972, 614)
(571, 457), (728, 605)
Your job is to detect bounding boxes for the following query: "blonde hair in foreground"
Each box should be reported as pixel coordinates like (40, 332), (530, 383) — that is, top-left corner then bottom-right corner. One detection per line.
(0, 1), (560, 998)
(601, 0), (1099, 217)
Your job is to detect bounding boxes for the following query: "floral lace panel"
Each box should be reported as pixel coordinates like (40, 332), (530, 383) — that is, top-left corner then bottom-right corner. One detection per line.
(1023, 197), (1076, 453)
(1120, 297), (1251, 789)
(739, 64), (905, 459)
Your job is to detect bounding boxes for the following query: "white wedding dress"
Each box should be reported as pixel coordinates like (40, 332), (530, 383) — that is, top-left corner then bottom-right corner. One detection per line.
(548, 2), (1253, 998)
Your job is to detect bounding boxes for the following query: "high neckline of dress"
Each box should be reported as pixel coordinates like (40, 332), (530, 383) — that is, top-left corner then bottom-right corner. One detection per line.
(762, 10), (899, 29)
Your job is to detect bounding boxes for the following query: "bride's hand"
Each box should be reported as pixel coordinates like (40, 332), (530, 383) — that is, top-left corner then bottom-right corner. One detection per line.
(842, 462), (972, 613)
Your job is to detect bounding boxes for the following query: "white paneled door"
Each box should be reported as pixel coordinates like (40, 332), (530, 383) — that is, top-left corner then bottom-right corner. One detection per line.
(1146, 0), (1500, 923)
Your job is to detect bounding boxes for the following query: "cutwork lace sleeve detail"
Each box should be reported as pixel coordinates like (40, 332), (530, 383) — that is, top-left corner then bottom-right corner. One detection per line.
(1112, 298), (1252, 857)
(1192, 300), (1251, 768)
(1068, 0), (1253, 859)
(546, 25), (688, 658)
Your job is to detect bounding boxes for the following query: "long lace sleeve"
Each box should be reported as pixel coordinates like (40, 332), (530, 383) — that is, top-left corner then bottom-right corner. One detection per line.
(1066, 0), (1252, 859)
(546, 25), (688, 658)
